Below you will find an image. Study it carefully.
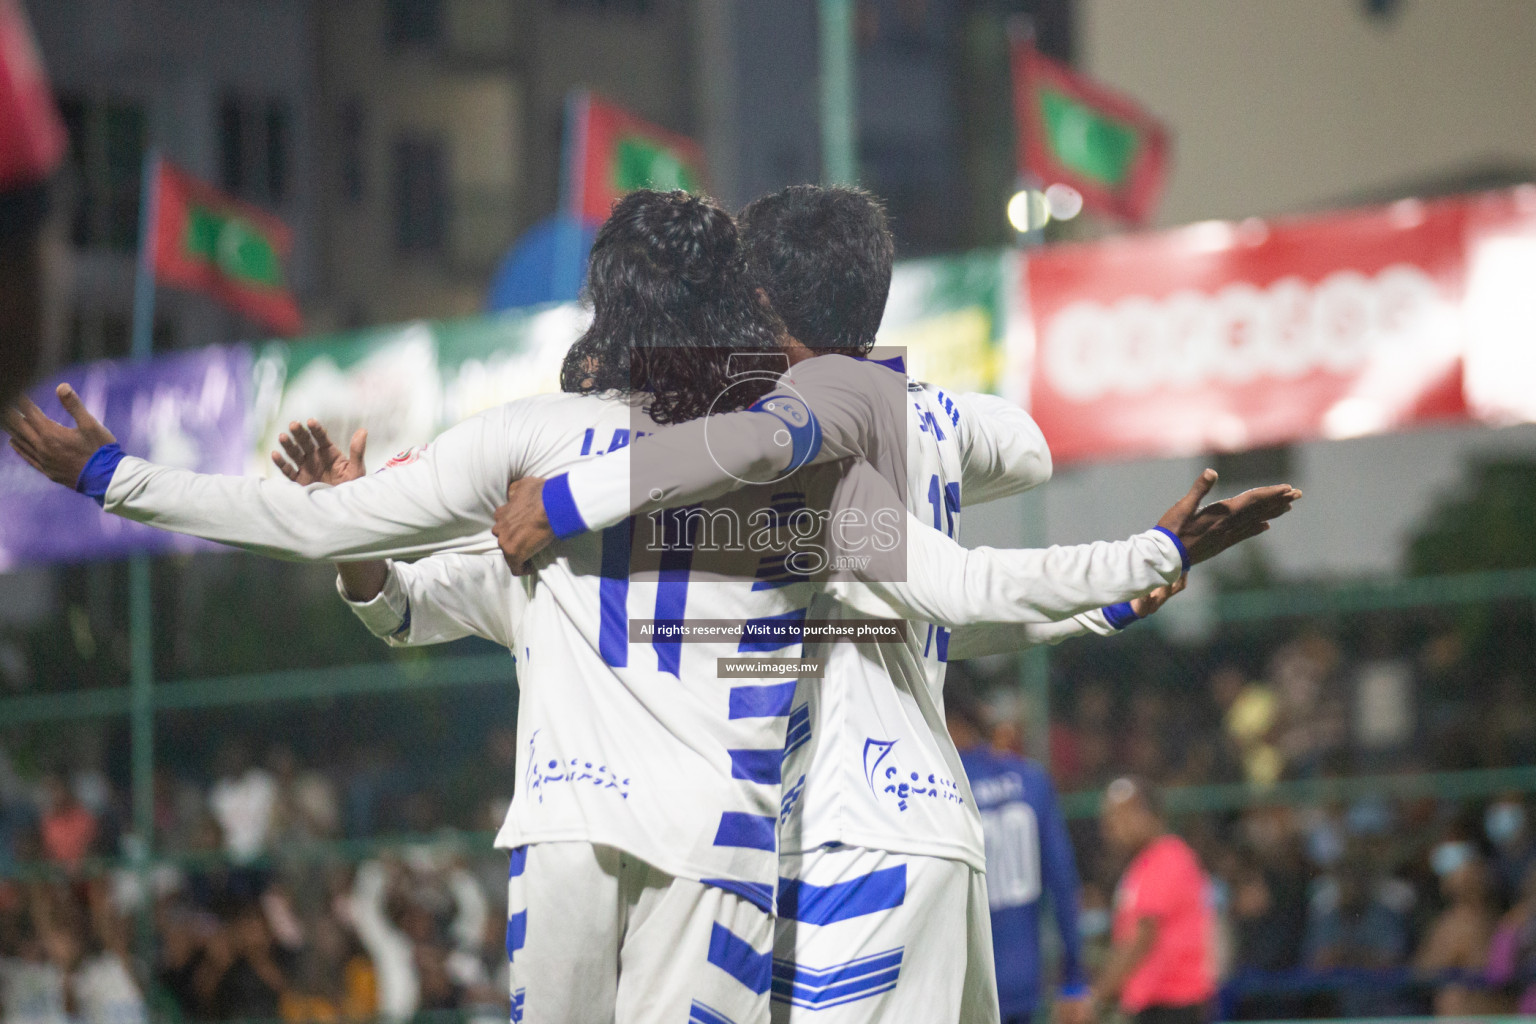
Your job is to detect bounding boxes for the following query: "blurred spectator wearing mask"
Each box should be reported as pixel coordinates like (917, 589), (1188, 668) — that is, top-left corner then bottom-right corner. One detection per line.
(947, 681), (1090, 1024)
(1485, 796), (1536, 904)
(1091, 777), (1216, 1024)
(1415, 839), (1499, 1016)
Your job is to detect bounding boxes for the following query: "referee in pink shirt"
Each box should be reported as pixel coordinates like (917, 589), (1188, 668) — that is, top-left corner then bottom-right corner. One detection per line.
(1091, 777), (1216, 1024)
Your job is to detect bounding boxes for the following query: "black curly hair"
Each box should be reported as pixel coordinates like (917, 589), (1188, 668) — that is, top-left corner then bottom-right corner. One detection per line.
(560, 189), (784, 424)
(738, 185), (894, 357)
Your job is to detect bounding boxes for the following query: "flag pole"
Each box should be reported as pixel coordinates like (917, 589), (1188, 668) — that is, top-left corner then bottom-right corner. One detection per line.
(818, 0), (856, 185)
(127, 149), (160, 966)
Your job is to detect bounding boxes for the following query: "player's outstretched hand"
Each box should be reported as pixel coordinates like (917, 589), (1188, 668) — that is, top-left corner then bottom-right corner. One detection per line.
(1157, 469), (1302, 565)
(1130, 573), (1186, 618)
(271, 419), (367, 487)
(493, 476), (551, 575)
(3, 384), (117, 488)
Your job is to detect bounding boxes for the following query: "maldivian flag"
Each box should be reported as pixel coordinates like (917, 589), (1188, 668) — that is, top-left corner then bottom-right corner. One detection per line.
(565, 91), (706, 224)
(1011, 42), (1170, 226)
(148, 160), (302, 335)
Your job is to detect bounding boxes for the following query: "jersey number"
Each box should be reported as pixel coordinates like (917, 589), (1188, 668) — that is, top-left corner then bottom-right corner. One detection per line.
(980, 802), (1041, 909)
(598, 511), (697, 674)
(923, 474), (961, 660)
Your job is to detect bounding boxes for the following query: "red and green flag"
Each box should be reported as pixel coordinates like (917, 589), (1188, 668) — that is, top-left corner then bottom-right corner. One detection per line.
(1011, 42), (1170, 226)
(564, 90), (706, 225)
(148, 159), (302, 335)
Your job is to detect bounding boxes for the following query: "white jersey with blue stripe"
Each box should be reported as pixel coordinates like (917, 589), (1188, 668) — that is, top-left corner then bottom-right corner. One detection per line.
(779, 381), (1013, 870)
(329, 388), (1176, 909)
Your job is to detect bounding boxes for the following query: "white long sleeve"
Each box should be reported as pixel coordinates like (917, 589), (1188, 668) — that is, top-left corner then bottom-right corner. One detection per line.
(347, 861), (418, 1022)
(101, 399), (562, 562)
(339, 552), (523, 650)
(827, 463), (1183, 627)
(952, 391), (1053, 503)
(944, 608), (1116, 660)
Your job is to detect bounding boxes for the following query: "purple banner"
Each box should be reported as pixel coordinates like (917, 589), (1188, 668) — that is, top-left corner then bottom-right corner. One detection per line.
(0, 346), (252, 570)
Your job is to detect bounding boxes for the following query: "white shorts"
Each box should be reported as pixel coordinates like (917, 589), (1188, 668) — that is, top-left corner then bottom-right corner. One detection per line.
(506, 842), (774, 1024)
(771, 846), (1000, 1024)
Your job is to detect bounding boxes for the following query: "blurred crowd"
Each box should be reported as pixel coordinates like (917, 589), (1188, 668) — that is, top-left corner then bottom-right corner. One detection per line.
(0, 731), (516, 1024)
(1010, 624), (1536, 1019)
(4, 618), (1536, 1022)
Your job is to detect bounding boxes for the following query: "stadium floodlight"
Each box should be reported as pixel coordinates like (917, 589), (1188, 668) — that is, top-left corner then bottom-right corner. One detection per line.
(1007, 188), (1051, 233)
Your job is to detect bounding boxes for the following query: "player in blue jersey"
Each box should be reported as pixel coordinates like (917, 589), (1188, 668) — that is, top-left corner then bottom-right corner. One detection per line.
(947, 677), (1089, 1024)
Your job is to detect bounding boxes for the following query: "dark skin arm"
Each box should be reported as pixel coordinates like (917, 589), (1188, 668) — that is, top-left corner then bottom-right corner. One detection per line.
(1092, 916), (1159, 1013)
(269, 420), (387, 601)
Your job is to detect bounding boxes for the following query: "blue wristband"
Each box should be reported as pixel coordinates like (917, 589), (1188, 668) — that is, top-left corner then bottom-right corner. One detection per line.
(1102, 601), (1139, 631)
(748, 393), (822, 471)
(1060, 982), (1091, 1000)
(541, 473), (589, 540)
(75, 443), (125, 507)
(1152, 525), (1191, 573)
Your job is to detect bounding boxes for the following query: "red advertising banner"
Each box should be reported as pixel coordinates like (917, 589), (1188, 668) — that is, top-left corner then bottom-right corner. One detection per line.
(1024, 196), (1480, 464)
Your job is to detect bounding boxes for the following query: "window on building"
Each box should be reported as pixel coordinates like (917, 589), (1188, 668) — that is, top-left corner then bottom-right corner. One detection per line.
(388, 0), (443, 47)
(339, 100), (366, 203)
(57, 93), (146, 253)
(219, 95), (291, 206)
(393, 135), (447, 254)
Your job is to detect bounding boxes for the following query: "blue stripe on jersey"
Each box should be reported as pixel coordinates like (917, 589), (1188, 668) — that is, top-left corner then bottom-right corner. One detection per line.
(784, 704), (811, 757)
(541, 473), (589, 540)
(505, 910), (526, 961)
(700, 878), (776, 915)
(689, 999), (740, 1024)
(713, 811), (777, 851)
(770, 948), (904, 1009)
(728, 748), (783, 785)
(508, 846), (527, 878)
(751, 554), (802, 591)
(776, 864), (907, 926)
(738, 608), (806, 652)
(728, 682), (797, 718)
(707, 922), (772, 995)
(598, 519), (633, 667)
(654, 506), (698, 676)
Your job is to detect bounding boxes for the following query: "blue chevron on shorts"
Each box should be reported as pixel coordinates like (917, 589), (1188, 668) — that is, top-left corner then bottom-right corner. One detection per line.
(688, 999), (741, 1024)
(777, 865), (906, 926)
(770, 947), (904, 1010)
(707, 922), (773, 994)
(510, 987), (525, 1022)
(783, 703), (812, 757)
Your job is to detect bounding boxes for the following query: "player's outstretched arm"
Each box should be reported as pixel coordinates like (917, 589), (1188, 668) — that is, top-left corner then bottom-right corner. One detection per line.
(944, 576), (1186, 659)
(5, 383), (521, 562)
(494, 354), (905, 570)
(838, 468), (1295, 627)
